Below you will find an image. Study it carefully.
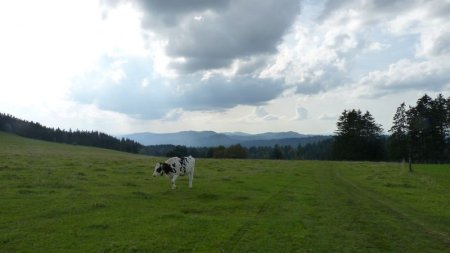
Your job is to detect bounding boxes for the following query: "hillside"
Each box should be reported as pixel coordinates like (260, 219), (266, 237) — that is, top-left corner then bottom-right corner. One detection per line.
(1, 132), (449, 252)
(0, 113), (142, 153)
(122, 131), (330, 147)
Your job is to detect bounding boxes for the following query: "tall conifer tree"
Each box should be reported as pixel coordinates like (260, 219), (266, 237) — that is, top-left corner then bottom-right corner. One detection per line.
(333, 109), (383, 161)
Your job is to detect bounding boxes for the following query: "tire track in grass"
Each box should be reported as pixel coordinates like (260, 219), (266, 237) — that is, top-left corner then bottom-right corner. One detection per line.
(334, 167), (450, 246)
(222, 180), (295, 253)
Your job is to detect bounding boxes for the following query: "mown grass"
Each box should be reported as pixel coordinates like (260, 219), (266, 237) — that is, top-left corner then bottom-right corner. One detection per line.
(0, 132), (449, 252)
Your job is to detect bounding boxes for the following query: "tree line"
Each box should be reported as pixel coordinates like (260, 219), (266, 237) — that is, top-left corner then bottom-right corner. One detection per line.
(389, 94), (450, 162)
(333, 94), (450, 162)
(0, 113), (142, 153)
(138, 141), (342, 160)
(140, 93), (450, 163)
(140, 144), (301, 159)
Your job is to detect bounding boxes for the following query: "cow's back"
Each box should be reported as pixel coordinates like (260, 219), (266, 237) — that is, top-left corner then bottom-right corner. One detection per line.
(165, 156), (194, 175)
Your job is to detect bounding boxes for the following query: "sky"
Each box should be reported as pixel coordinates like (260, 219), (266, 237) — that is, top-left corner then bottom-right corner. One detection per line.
(1, 0), (450, 135)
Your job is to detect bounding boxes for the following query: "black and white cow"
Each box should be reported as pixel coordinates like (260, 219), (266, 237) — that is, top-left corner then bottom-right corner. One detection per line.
(153, 156), (195, 189)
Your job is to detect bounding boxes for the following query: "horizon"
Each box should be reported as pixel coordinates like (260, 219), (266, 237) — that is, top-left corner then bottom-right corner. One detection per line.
(1, 112), (331, 136)
(1, 1), (449, 135)
(123, 130), (322, 135)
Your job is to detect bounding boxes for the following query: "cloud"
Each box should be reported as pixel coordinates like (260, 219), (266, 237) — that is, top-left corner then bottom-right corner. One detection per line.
(262, 0), (450, 98)
(262, 28), (350, 95)
(319, 0), (450, 60)
(293, 106), (308, 120)
(135, 0), (230, 27)
(320, 0), (421, 24)
(163, 108), (184, 121)
(104, 0), (300, 73)
(366, 42), (390, 52)
(87, 0), (300, 120)
(247, 106), (280, 121)
(71, 55), (178, 119)
(355, 57), (450, 98)
(177, 75), (285, 110)
(70, 55), (285, 119)
(73, 0), (450, 122)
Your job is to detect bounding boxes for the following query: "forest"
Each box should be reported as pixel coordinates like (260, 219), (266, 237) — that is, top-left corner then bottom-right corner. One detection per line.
(0, 113), (142, 153)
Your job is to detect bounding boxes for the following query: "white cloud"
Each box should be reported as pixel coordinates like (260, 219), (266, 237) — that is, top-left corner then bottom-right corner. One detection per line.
(367, 42), (391, 52)
(354, 57), (450, 98)
(246, 106), (280, 121)
(163, 108), (184, 121)
(262, 0), (450, 98)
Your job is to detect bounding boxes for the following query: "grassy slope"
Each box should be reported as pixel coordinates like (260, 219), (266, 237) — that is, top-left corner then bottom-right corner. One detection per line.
(0, 132), (449, 252)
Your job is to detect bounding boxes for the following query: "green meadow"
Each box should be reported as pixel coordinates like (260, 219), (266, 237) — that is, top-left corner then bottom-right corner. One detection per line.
(1, 132), (449, 252)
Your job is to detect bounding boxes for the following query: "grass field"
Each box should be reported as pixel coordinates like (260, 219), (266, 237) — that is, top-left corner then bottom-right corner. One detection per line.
(1, 132), (449, 252)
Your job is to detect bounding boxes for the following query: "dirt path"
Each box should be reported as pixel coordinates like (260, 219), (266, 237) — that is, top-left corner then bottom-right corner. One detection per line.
(334, 167), (450, 246)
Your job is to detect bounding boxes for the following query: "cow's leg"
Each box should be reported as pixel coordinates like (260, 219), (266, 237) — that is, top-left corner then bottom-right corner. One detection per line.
(171, 174), (178, 189)
(188, 171), (194, 188)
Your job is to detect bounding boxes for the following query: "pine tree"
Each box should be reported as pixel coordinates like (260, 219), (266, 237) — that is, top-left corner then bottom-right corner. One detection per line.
(389, 102), (409, 160)
(401, 94), (450, 163)
(333, 109), (383, 161)
(407, 94), (434, 162)
(226, 144), (248, 159)
(430, 94), (449, 161)
(271, 145), (283, 160)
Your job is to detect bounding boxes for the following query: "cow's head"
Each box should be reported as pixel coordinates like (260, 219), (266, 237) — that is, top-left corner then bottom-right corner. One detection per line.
(153, 163), (164, 176)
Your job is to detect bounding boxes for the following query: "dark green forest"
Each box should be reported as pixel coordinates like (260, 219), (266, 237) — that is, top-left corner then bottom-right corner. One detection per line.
(331, 93), (450, 162)
(1, 93), (449, 162)
(389, 94), (450, 162)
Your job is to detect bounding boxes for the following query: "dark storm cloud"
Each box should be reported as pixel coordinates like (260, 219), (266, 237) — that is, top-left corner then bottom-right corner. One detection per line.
(169, 57), (233, 73)
(136, 0), (230, 27)
(104, 0), (301, 73)
(164, 0), (300, 72)
(178, 75), (285, 110)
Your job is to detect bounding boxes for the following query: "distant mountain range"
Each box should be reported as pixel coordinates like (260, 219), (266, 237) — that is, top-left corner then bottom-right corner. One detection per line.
(121, 131), (331, 147)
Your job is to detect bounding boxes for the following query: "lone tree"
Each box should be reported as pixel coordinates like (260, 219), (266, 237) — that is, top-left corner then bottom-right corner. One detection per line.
(333, 109), (384, 161)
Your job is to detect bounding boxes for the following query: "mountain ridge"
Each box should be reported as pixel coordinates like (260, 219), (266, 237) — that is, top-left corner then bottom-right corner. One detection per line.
(121, 131), (330, 147)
